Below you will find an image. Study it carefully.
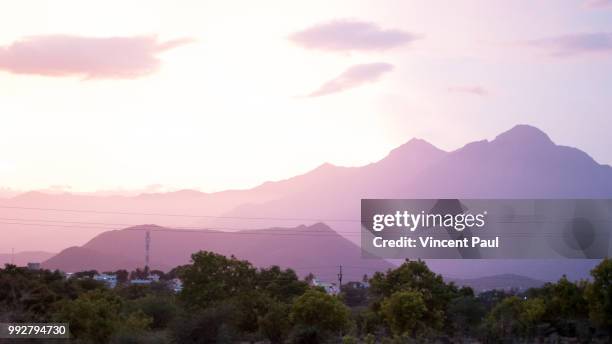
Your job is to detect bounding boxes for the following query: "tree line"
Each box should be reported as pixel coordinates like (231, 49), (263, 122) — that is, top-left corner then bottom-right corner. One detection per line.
(0, 252), (611, 343)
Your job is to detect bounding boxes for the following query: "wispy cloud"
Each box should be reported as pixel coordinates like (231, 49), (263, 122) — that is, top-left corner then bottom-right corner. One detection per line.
(584, 0), (612, 8)
(290, 20), (420, 52)
(0, 35), (193, 79)
(448, 85), (488, 96)
(308, 63), (394, 97)
(527, 32), (612, 57)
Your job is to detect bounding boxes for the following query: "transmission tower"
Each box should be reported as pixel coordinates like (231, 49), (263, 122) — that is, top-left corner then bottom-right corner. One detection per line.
(145, 229), (151, 270)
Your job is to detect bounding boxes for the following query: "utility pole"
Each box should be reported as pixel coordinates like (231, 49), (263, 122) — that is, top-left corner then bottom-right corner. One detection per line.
(145, 229), (151, 271)
(11, 248), (14, 265)
(337, 265), (343, 289)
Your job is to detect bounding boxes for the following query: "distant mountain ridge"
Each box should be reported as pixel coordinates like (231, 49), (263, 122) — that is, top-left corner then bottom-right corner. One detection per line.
(42, 223), (393, 281)
(448, 274), (546, 292)
(5, 125), (612, 281)
(0, 251), (55, 267)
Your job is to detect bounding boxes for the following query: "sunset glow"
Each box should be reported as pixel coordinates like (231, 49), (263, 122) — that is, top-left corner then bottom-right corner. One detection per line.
(1, 0), (611, 193)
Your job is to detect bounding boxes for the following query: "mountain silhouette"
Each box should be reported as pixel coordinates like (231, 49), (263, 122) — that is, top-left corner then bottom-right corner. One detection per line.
(216, 124), (612, 228)
(43, 246), (142, 273)
(42, 223), (392, 281)
(5, 124), (612, 281)
(448, 273), (545, 292)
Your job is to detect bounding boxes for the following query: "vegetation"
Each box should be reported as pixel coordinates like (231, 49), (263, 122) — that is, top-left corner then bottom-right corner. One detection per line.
(0, 254), (611, 343)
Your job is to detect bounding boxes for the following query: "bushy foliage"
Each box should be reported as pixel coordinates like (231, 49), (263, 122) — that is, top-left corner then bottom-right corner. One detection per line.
(483, 295), (546, 339)
(0, 265), (103, 322)
(380, 289), (428, 336)
(177, 251), (258, 309)
(2, 253), (611, 343)
(370, 259), (460, 335)
(585, 258), (612, 328)
(290, 289), (351, 339)
(54, 289), (152, 343)
(126, 295), (177, 329)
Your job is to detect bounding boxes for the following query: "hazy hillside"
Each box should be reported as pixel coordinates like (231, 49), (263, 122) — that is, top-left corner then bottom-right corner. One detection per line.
(214, 125), (611, 280)
(448, 274), (546, 292)
(0, 251), (55, 267)
(6, 125), (612, 280)
(43, 223), (393, 281)
(218, 125), (612, 226)
(43, 247), (143, 273)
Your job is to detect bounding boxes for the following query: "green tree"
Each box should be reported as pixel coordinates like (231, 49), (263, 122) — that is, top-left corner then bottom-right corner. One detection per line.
(484, 296), (524, 339)
(484, 296), (545, 339)
(369, 260), (455, 332)
(477, 289), (513, 312)
(259, 300), (292, 344)
(290, 289), (351, 343)
(353, 307), (382, 338)
(380, 290), (427, 337)
(231, 290), (271, 338)
(0, 265), (80, 322)
(128, 295), (177, 329)
(585, 258), (612, 329)
(257, 266), (308, 303)
(178, 251), (257, 309)
(526, 274), (589, 336)
(113, 269), (129, 284)
(116, 284), (152, 300)
(342, 335), (358, 344)
(171, 303), (237, 344)
(110, 310), (154, 343)
(447, 294), (485, 337)
(341, 281), (369, 308)
(53, 289), (124, 343)
(520, 298), (546, 329)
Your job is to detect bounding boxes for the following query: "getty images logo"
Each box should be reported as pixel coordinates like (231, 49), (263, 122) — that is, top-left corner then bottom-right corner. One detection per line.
(371, 210), (487, 232)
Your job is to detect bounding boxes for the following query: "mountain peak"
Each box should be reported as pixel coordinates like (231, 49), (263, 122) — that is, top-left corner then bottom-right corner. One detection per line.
(493, 124), (553, 146)
(312, 162), (337, 172)
(307, 222), (335, 232)
(387, 138), (446, 159)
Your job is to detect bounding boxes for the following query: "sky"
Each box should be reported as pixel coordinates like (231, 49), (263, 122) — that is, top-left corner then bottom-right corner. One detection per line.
(1, 0), (612, 194)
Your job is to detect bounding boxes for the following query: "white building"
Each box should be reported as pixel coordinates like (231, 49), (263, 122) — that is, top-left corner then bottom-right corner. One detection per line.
(311, 278), (340, 295)
(94, 273), (118, 288)
(129, 273), (161, 286)
(168, 278), (183, 293)
(130, 279), (152, 285)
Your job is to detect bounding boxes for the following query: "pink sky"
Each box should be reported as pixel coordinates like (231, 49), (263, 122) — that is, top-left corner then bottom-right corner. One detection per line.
(0, 0), (611, 193)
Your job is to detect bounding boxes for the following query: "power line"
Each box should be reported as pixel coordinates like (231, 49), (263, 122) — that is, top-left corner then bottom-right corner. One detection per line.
(0, 205), (357, 222)
(0, 217), (137, 227)
(0, 221), (117, 230)
(0, 220), (363, 236)
(0, 218), (603, 238)
(0, 216), (361, 233)
(0, 208), (608, 238)
(1, 205), (608, 230)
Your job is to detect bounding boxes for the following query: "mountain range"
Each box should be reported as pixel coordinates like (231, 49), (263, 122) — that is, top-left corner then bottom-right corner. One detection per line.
(3, 124), (611, 281)
(42, 223), (391, 282)
(448, 274), (545, 292)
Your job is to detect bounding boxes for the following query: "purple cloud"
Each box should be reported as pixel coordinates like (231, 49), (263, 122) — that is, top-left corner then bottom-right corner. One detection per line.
(448, 85), (488, 96)
(290, 20), (420, 52)
(527, 32), (612, 57)
(308, 63), (394, 97)
(0, 35), (193, 79)
(584, 0), (612, 8)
